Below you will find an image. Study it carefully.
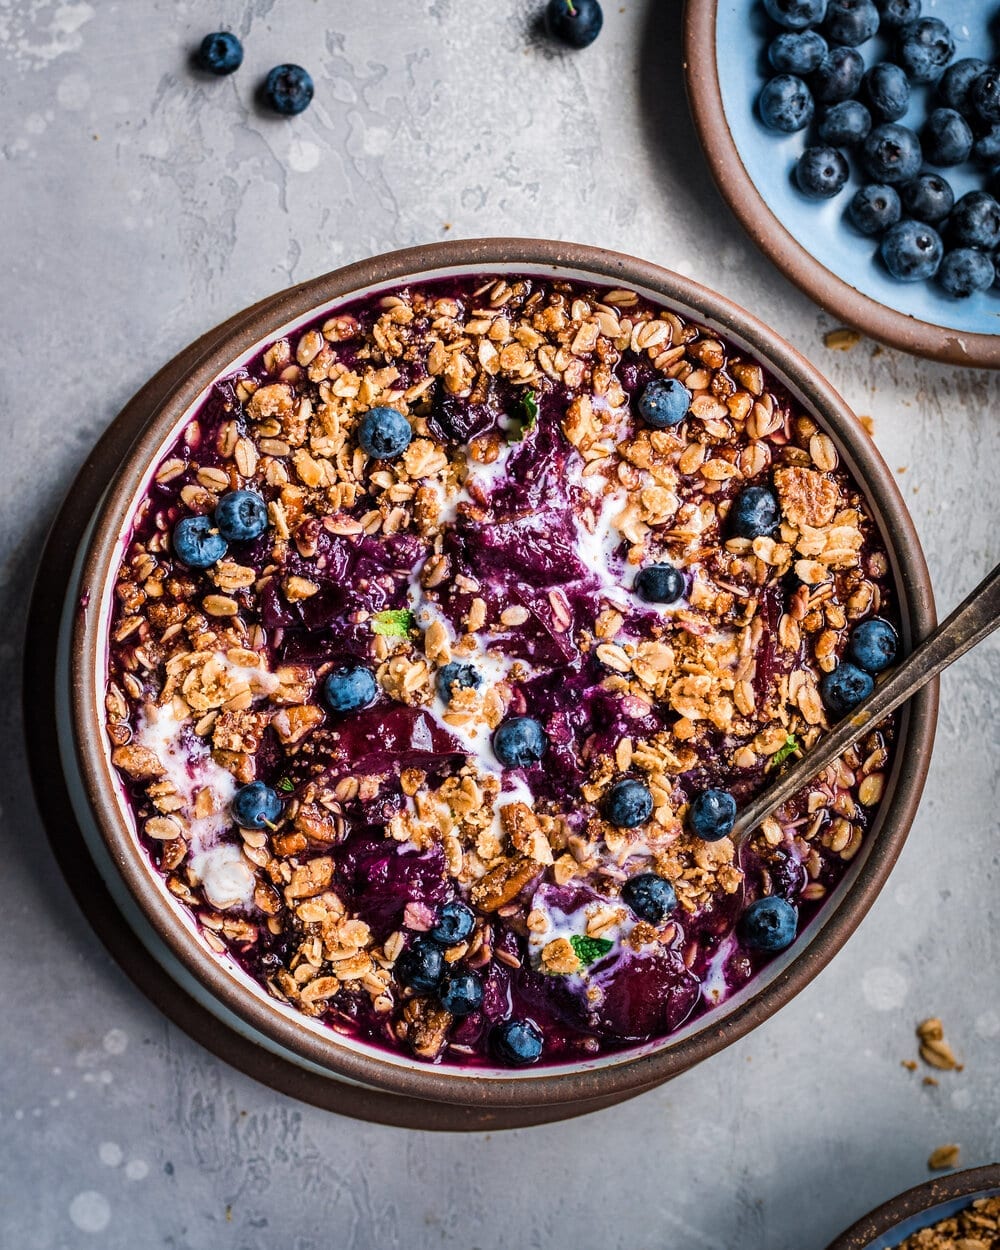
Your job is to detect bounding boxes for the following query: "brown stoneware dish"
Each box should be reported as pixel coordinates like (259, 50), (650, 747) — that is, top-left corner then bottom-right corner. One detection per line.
(56, 238), (937, 1119)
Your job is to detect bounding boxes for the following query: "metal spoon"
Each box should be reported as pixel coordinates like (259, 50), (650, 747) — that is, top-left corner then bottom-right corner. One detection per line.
(731, 559), (1000, 843)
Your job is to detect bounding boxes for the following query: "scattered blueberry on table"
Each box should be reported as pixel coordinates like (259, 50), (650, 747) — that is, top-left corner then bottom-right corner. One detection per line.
(544, 0), (603, 48)
(263, 63), (314, 115)
(197, 31), (243, 76)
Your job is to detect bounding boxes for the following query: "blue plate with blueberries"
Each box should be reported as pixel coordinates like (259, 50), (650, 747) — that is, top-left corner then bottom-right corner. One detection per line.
(684, 0), (1000, 367)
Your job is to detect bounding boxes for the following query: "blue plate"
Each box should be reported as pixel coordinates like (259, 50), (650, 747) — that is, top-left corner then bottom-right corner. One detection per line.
(686, 0), (1000, 366)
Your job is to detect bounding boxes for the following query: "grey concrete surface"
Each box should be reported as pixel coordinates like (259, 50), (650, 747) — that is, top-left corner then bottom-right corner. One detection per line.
(1, 2), (998, 1247)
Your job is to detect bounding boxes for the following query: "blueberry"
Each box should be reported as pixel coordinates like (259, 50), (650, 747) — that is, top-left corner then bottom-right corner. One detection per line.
(810, 47), (865, 105)
(974, 125), (1000, 166)
(949, 191), (1000, 250)
(818, 101), (871, 147)
(861, 123), (922, 183)
(439, 972), (483, 1017)
(970, 70), (1000, 125)
(357, 406), (412, 460)
(728, 485), (781, 539)
(197, 31), (243, 75)
(492, 717), (548, 769)
(759, 74), (816, 134)
(937, 58), (990, 114)
(739, 896), (799, 952)
(395, 938), (444, 993)
(263, 64), (314, 115)
(545, 0), (603, 48)
(492, 1018), (543, 1066)
(634, 562), (685, 604)
(796, 145), (849, 199)
(823, 0), (879, 47)
(896, 17), (955, 85)
(768, 31), (828, 75)
(214, 489), (268, 542)
(437, 661), (481, 701)
(322, 664), (377, 713)
(899, 173), (954, 224)
(922, 108), (973, 166)
(880, 219), (943, 280)
(862, 63), (910, 121)
(621, 873), (676, 924)
(763, 0), (828, 31)
(847, 617), (899, 672)
(231, 782), (283, 830)
(938, 248), (996, 298)
(687, 788), (738, 842)
(430, 901), (476, 945)
(637, 376), (693, 426)
(820, 660), (875, 715)
(875, 0), (920, 28)
(848, 183), (901, 234)
(603, 779), (654, 829)
(172, 515), (227, 569)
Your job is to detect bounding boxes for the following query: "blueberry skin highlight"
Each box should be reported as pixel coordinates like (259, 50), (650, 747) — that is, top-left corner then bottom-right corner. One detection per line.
(430, 901), (476, 946)
(820, 661), (875, 715)
(395, 938), (445, 993)
(810, 47), (865, 104)
(603, 779), (655, 829)
(862, 123), (922, 184)
(948, 191), (1000, 250)
(687, 789), (738, 842)
(759, 75), (815, 133)
(621, 873), (677, 924)
(768, 31), (828, 75)
(357, 407), (412, 460)
(263, 63), (314, 114)
(492, 717), (548, 769)
(823, 0), (880, 47)
(895, 17), (955, 85)
(637, 377), (693, 427)
(634, 563), (685, 605)
(921, 108), (973, 167)
(492, 1018), (544, 1065)
(172, 515), (228, 569)
(937, 57), (990, 114)
(740, 897), (799, 952)
(231, 782), (283, 830)
(214, 489), (269, 542)
(847, 617), (899, 672)
(728, 486), (781, 539)
(764, 0), (828, 31)
(818, 100), (871, 147)
(439, 972), (483, 1017)
(862, 63), (910, 122)
(197, 31), (243, 75)
(899, 174), (954, 224)
(322, 664), (377, 713)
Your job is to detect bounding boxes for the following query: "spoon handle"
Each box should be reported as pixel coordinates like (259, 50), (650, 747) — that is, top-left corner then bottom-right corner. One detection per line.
(731, 559), (1000, 842)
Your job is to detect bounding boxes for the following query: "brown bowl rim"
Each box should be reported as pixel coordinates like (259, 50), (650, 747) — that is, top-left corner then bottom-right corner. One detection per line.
(825, 1163), (1000, 1249)
(69, 236), (938, 1109)
(683, 1), (1000, 370)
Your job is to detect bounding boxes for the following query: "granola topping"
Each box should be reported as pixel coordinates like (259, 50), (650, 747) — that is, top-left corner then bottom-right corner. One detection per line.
(105, 273), (898, 1066)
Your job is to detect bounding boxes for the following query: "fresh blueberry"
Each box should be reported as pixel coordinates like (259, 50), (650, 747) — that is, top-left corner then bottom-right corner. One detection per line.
(759, 74), (816, 134)
(439, 972), (483, 1017)
(970, 70), (1000, 125)
(949, 191), (1000, 250)
(197, 31), (243, 75)
(621, 873), (676, 924)
(688, 789), (738, 842)
(739, 896), (799, 952)
(263, 64), (314, 115)
(322, 663), (377, 713)
(728, 485), (781, 539)
(231, 782), (283, 830)
(768, 30), (828, 75)
(818, 100), (871, 147)
(214, 489), (268, 542)
(862, 63), (910, 121)
(357, 406), (412, 460)
(823, 0), (879, 47)
(847, 617), (899, 672)
(861, 123), (922, 183)
(848, 183), (901, 234)
(896, 17), (955, 85)
(796, 145), (850, 198)
(937, 58), (990, 114)
(634, 563), (685, 604)
(545, 0), (603, 48)
(810, 47), (865, 104)
(820, 660), (875, 715)
(493, 717), (548, 769)
(875, 0), (920, 28)
(763, 0), (828, 31)
(938, 248), (996, 298)
(492, 1018), (543, 1065)
(974, 125), (1000, 166)
(603, 779), (654, 829)
(880, 219), (943, 279)
(430, 901), (476, 946)
(637, 376), (693, 426)
(436, 661), (481, 702)
(899, 173), (954, 224)
(172, 515), (227, 568)
(395, 938), (444, 993)
(922, 108), (973, 166)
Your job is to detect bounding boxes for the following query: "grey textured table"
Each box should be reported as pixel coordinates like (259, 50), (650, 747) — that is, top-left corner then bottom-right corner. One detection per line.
(2, 2), (998, 1246)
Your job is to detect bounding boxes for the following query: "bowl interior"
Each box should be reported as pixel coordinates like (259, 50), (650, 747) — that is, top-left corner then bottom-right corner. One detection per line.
(864, 1186), (1000, 1248)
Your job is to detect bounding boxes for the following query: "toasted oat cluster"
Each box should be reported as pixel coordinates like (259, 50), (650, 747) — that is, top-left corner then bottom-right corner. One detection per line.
(893, 1195), (1000, 1249)
(106, 274), (896, 1066)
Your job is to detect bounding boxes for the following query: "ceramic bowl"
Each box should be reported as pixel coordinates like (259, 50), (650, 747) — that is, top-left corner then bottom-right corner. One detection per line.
(56, 238), (938, 1115)
(684, 0), (1000, 369)
(827, 1164), (1000, 1249)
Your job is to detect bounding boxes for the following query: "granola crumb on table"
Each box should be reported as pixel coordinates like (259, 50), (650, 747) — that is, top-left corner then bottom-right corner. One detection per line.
(106, 273), (898, 1066)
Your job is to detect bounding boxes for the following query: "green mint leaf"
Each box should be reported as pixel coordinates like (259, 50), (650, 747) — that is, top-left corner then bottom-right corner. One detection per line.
(768, 734), (800, 769)
(511, 389), (539, 441)
(276, 777), (294, 794)
(569, 934), (613, 968)
(372, 609), (416, 637)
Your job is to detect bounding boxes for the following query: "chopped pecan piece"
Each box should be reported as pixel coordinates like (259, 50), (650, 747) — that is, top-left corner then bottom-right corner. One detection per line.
(284, 856), (334, 901)
(402, 997), (453, 1061)
(470, 855), (541, 912)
